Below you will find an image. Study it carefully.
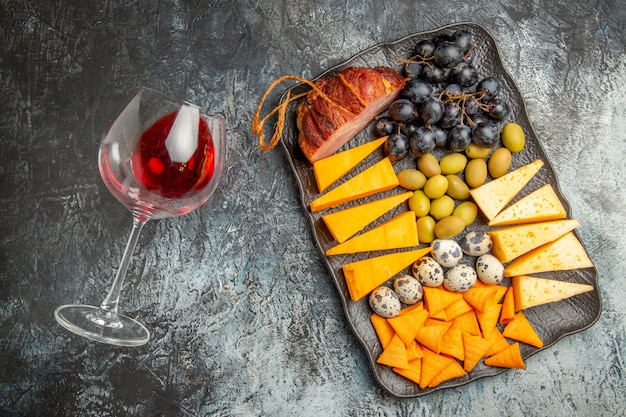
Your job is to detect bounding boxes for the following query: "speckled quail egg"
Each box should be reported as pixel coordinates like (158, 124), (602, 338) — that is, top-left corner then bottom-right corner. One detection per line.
(431, 239), (463, 267)
(369, 286), (401, 318)
(444, 264), (477, 292)
(393, 274), (423, 305)
(476, 254), (505, 285)
(412, 256), (445, 287)
(459, 230), (492, 256)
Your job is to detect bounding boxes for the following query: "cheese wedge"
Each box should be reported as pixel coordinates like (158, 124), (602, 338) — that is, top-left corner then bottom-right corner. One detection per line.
(313, 137), (387, 193)
(489, 184), (567, 226)
(504, 232), (593, 277)
(310, 157), (399, 212)
(469, 159), (544, 220)
(490, 219), (579, 263)
(322, 191), (412, 243)
(325, 211), (417, 255)
(343, 247), (432, 301)
(511, 275), (594, 311)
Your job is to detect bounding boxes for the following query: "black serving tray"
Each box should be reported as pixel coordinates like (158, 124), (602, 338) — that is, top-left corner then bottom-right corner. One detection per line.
(277, 22), (600, 397)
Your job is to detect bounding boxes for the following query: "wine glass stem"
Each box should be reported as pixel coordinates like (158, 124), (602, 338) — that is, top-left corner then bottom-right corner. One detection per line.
(98, 216), (146, 322)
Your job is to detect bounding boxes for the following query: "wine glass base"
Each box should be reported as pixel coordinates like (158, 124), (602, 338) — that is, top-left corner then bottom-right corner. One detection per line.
(54, 304), (150, 347)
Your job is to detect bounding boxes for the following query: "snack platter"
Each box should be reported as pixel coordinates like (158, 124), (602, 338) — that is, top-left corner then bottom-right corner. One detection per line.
(277, 22), (601, 397)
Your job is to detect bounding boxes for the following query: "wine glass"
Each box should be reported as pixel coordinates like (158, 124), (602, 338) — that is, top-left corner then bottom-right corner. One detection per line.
(54, 87), (226, 346)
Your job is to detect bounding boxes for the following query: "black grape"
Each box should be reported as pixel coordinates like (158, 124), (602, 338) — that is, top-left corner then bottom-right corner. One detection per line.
(486, 98), (509, 121)
(420, 97), (445, 125)
(388, 99), (415, 122)
(422, 65), (446, 84)
(472, 123), (499, 148)
(453, 30), (474, 55)
(451, 63), (478, 87)
(413, 39), (436, 59)
(476, 77), (500, 102)
(410, 126), (437, 156)
(384, 133), (410, 161)
(431, 125), (449, 148)
(373, 117), (396, 137)
(439, 102), (462, 129)
(434, 42), (464, 68)
(403, 79), (433, 104)
(448, 125), (472, 151)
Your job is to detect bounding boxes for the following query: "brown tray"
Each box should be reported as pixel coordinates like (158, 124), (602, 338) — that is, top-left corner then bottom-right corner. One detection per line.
(277, 22), (601, 397)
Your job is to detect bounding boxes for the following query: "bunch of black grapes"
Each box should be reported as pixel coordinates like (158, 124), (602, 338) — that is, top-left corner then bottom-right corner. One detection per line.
(375, 30), (510, 161)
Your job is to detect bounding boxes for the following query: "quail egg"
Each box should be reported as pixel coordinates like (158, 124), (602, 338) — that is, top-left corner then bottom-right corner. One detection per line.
(393, 274), (423, 305)
(444, 264), (477, 292)
(431, 239), (463, 267)
(459, 230), (492, 256)
(369, 286), (401, 318)
(412, 256), (445, 287)
(476, 254), (504, 285)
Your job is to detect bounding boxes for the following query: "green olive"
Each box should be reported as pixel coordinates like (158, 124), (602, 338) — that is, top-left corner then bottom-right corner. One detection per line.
(408, 190), (430, 217)
(445, 175), (470, 200)
(416, 215), (436, 243)
(417, 153), (441, 178)
(465, 143), (491, 159)
(501, 123), (526, 153)
(465, 158), (487, 188)
(434, 215), (466, 239)
(397, 169), (427, 190)
(423, 174), (448, 199)
(488, 147), (512, 178)
(429, 195), (455, 220)
(452, 201), (478, 226)
(439, 153), (467, 175)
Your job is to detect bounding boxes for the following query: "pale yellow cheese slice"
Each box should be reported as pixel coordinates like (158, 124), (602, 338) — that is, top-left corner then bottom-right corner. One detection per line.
(322, 191), (412, 243)
(469, 159), (544, 220)
(490, 219), (579, 263)
(310, 157), (399, 212)
(343, 247), (432, 301)
(489, 184), (567, 226)
(325, 211), (417, 256)
(511, 275), (594, 311)
(504, 232), (593, 277)
(313, 137), (387, 193)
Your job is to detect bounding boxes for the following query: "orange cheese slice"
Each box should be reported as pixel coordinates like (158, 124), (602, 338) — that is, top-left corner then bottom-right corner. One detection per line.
(325, 211), (417, 255)
(490, 219), (579, 263)
(310, 157), (399, 212)
(322, 191), (412, 243)
(469, 159), (543, 220)
(504, 232), (593, 277)
(343, 247), (432, 301)
(489, 184), (567, 226)
(511, 275), (594, 311)
(313, 137), (387, 193)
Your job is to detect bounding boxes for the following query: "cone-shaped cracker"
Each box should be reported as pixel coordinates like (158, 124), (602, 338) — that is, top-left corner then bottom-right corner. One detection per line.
(499, 286), (516, 325)
(419, 348), (454, 389)
(428, 358), (467, 388)
(484, 342), (526, 369)
(415, 320), (451, 354)
(370, 313), (395, 349)
(462, 332), (493, 372)
(502, 311), (544, 348)
(376, 334), (409, 369)
(393, 358), (422, 385)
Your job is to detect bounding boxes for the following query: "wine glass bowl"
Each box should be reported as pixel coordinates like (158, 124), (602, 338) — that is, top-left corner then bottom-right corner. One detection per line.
(55, 88), (226, 346)
(98, 88), (226, 220)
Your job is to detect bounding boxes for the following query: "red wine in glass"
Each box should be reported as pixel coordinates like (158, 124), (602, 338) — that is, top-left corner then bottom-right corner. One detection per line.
(55, 88), (226, 346)
(132, 111), (215, 199)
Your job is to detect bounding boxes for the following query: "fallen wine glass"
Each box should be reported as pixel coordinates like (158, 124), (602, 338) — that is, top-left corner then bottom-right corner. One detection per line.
(55, 87), (226, 346)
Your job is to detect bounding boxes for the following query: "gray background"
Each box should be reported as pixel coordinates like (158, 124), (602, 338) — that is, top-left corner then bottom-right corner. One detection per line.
(1, 0), (625, 416)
